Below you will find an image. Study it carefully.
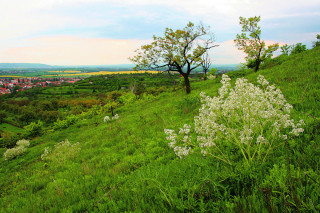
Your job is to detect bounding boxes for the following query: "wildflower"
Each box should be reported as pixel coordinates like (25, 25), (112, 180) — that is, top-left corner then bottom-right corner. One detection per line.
(112, 114), (119, 120)
(16, 139), (30, 148)
(207, 75), (216, 80)
(3, 139), (30, 160)
(164, 75), (305, 164)
(104, 116), (110, 122)
(41, 147), (51, 161)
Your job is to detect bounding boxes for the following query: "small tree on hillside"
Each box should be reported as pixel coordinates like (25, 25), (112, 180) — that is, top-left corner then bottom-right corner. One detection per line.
(280, 44), (291, 56)
(234, 16), (279, 72)
(313, 34), (320, 48)
(129, 22), (218, 94)
(291, 43), (307, 55)
(201, 52), (211, 80)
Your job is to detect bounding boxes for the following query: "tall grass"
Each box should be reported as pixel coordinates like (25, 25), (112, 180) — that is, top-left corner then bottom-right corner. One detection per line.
(0, 47), (319, 212)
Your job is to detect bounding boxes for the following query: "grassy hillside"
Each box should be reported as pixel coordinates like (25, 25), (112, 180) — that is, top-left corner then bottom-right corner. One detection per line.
(1, 47), (320, 212)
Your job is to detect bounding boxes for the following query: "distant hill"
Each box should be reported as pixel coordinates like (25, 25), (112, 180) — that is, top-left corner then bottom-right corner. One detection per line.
(0, 63), (56, 69)
(0, 63), (238, 71)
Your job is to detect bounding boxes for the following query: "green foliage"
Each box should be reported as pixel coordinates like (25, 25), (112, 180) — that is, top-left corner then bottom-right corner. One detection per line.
(0, 111), (7, 124)
(291, 43), (307, 55)
(0, 47), (320, 212)
(313, 34), (320, 48)
(53, 115), (79, 130)
(234, 16), (279, 72)
(0, 131), (17, 148)
(280, 44), (291, 56)
(208, 67), (217, 75)
(23, 120), (44, 138)
(129, 21), (217, 93)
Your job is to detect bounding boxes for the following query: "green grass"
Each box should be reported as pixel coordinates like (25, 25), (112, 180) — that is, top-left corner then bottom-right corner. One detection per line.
(0, 123), (22, 134)
(0, 47), (320, 212)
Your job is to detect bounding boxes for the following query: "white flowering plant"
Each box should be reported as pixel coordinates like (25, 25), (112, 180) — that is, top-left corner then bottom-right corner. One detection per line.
(41, 139), (80, 167)
(164, 74), (304, 165)
(3, 139), (30, 160)
(104, 114), (119, 122)
(207, 74), (216, 80)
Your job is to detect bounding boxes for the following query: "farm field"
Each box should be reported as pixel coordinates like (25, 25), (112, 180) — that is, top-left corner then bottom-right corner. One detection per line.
(0, 70), (162, 79)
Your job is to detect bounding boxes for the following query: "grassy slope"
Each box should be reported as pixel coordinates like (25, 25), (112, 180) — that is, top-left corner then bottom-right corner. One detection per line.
(0, 47), (320, 212)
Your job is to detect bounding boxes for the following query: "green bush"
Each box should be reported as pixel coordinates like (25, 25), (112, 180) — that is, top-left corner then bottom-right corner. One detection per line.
(24, 121), (44, 138)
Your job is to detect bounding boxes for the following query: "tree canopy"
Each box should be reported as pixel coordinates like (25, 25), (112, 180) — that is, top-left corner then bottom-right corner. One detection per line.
(129, 22), (217, 93)
(234, 16), (279, 72)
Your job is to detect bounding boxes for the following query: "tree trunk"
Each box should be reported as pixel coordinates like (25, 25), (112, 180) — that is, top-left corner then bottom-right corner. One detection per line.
(254, 58), (261, 72)
(183, 75), (191, 94)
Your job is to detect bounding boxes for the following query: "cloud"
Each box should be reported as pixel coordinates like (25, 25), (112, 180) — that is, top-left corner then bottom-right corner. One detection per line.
(0, 36), (148, 65)
(0, 0), (319, 65)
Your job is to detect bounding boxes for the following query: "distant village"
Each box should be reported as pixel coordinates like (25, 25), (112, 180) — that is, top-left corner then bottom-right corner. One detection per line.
(0, 77), (83, 95)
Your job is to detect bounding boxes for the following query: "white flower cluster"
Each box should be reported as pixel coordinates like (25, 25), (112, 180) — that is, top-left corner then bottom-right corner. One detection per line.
(104, 116), (110, 122)
(41, 147), (51, 161)
(207, 75), (216, 80)
(3, 139), (30, 161)
(112, 114), (119, 120)
(164, 124), (193, 158)
(165, 74), (305, 163)
(41, 139), (80, 164)
(104, 114), (119, 122)
(16, 139), (30, 147)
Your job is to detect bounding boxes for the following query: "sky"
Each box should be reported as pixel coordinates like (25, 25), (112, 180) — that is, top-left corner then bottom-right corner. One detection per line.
(0, 0), (319, 65)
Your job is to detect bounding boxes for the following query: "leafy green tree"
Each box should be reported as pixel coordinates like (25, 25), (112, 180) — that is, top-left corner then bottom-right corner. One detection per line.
(235, 16), (279, 72)
(313, 34), (320, 48)
(129, 22), (218, 94)
(280, 44), (291, 56)
(291, 43), (307, 55)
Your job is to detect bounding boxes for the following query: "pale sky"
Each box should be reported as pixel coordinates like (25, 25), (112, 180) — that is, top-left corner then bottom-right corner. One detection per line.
(0, 0), (319, 65)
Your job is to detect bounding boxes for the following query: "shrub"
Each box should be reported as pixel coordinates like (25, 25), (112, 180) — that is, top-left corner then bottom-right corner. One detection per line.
(41, 139), (80, 167)
(118, 93), (137, 105)
(16, 139), (30, 147)
(3, 139), (30, 160)
(0, 131), (17, 148)
(53, 114), (79, 130)
(207, 74), (216, 80)
(165, 74), (304, 165)
(24, 120), (44, 138)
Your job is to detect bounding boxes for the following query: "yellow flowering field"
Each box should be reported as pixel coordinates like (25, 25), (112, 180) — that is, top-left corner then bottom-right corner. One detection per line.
(41, 70), (161, 77)
(46, 71), (82, 73)
(0, 75), (28, 78)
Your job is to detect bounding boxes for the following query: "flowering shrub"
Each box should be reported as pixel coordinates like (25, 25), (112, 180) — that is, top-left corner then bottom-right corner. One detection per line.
(165, 74), (304, 165)
(16, 139), (30, 147)
(104, 116), (111, 122)
(112, 114), (119, 120)
(104, 114), (119, 122)
(207, 74), (216, 80)
(41, 139), (80, 167)
(40, 147), (51, 161)
(3, 139), (30, 160)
